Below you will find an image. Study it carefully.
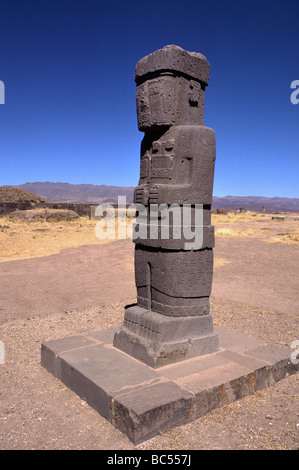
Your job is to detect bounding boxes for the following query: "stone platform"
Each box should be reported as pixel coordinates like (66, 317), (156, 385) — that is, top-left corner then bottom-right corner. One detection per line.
(41, 326), (297, 444)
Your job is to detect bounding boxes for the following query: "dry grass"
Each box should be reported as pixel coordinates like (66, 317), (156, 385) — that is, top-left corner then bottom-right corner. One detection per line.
(1, 209), (298, 263)
(0, 214), (232, 268)
(211, 211), (265, 225)
(8, 208), (79, 221)
(213, 211), (299, 244)
(267, 230), (299, 245)
(214, 257), (231, 268)
(212, 211), (265, 239)
(215, 227), (256, 237)
(0, 215), (133, 262)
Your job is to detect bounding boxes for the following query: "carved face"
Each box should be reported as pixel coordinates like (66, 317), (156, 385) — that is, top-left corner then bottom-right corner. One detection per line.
(136, 74), (204, 131)
(136, 75), (177, 131)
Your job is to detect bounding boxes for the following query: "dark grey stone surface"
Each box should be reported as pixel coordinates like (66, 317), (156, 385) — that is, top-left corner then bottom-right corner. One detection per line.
(114, 45), (218, 366)
(135, 45), (210, 88)
(41, 326), (298, 444)
(113, 305), (218, 368)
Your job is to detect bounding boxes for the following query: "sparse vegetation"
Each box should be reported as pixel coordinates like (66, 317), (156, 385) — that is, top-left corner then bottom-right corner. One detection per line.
(0, 212), (135, 262)
(9, 208), (80, 221)
(0, 215), (104, 262)
(214, 258), (231, 267)
(268, 230), (299, 245)
(0, 209), (298, 263)
(215, 228), (255, 237)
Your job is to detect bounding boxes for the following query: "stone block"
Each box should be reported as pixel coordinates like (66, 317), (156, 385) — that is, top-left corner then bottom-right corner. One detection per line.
(41, 325), (298, 444)
(112, 380), (194, 444)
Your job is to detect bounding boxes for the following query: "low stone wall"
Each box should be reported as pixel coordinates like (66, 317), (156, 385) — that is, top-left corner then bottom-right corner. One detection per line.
(89, 204), (133, 220)
(0, 202), (98, 218)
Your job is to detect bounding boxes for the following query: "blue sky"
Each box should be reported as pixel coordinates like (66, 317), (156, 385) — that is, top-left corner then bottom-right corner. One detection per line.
(0, 0), (298, 197)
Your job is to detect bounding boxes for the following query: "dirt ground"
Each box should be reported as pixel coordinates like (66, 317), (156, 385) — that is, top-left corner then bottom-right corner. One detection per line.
(0, 212), (298, 450)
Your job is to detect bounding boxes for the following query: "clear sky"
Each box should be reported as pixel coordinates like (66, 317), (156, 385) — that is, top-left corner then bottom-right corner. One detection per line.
(0, 0), (298, 197)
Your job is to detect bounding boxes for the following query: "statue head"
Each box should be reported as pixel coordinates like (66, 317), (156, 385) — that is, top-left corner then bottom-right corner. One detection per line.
(135, 45), (210, 131)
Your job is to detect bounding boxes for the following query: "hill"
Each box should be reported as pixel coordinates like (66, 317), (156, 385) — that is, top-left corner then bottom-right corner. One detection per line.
(212, 195), (299, 213)
(18, 182), (134, 204)
(17, 182), (299, 212)
(0, 185), (50, 203)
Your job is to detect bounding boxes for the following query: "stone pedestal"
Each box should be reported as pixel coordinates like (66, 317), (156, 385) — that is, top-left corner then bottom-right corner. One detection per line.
(113, 305), (219, 368)
(41, 326), (298, 444)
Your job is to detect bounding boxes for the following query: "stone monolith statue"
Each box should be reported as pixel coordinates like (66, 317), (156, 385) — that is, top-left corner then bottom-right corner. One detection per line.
(113, 45), (219, 367)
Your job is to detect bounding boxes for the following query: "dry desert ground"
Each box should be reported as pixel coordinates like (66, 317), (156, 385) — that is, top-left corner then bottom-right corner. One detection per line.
(0, 210), (298, 449)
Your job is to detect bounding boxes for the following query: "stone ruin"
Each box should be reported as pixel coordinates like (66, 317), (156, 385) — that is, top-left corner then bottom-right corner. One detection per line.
(113, 45), (219, 367)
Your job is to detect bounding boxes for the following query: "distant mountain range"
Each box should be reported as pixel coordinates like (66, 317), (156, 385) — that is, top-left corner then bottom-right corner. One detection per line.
(212, 195), (299, 213)
(18, 182), (135, 204)
(18, 182), (299, 212)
